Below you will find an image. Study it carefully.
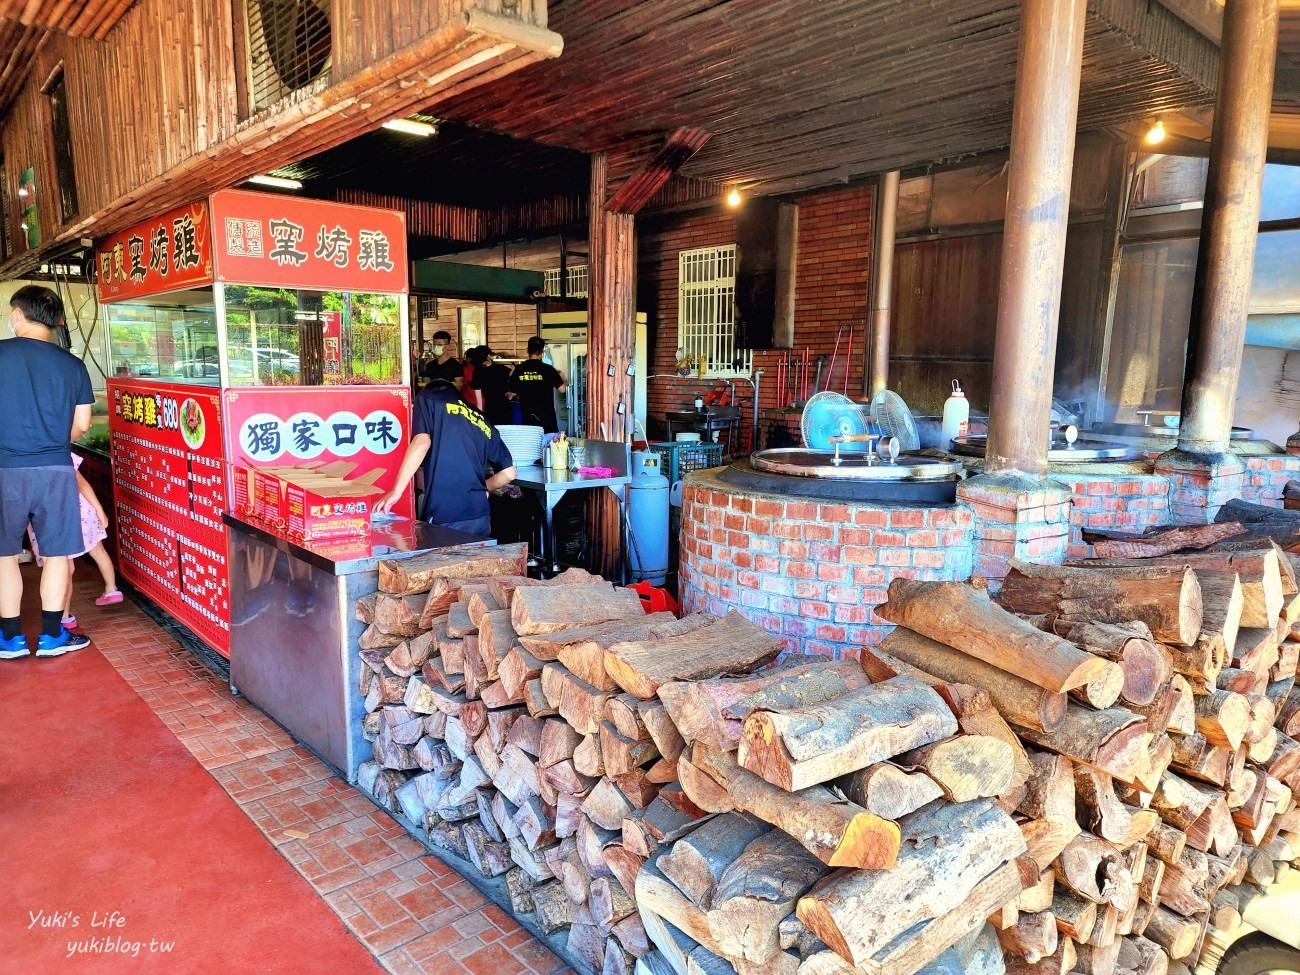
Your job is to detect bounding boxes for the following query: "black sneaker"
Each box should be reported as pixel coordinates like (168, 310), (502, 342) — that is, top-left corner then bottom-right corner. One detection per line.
(35, 628), (91, 657)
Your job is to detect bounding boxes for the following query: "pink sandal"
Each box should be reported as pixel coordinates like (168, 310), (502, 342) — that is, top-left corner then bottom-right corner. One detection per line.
(95, 591), (124, 607)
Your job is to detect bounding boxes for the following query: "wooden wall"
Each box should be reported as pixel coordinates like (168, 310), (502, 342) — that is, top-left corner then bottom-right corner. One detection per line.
(0, 0), (552, 273)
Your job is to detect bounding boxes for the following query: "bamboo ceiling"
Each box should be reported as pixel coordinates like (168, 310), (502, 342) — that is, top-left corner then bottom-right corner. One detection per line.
(0, 1), (136, 113)
(435, 0), (1218, 195)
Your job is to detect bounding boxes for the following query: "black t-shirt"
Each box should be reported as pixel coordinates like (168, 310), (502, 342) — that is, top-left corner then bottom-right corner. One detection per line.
(421, 356), (462, 385)
(0, 337), (93, 469)
(412, 383), (514, 527)
(470, 362), (513, 426)
(509, 359), (563, 432)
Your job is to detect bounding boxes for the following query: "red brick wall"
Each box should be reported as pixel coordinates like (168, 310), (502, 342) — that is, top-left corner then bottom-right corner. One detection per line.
(1241, 455), (1300, 507)
(679, 469), (973, 659)
(1057, 472), (1171, 559)
(639, 184), (875, 451)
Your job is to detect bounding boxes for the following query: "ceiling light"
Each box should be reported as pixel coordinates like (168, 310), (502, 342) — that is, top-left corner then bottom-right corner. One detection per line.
(726, 188), (742, 207)
(1145, 118), (1166, 145)
(383, 117), (438, 137)
(17, 187), (27, 197)
(248, 174), (303, 190)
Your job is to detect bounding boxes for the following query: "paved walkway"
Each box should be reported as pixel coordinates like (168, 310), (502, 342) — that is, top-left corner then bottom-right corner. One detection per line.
(0, 567), (567, 975)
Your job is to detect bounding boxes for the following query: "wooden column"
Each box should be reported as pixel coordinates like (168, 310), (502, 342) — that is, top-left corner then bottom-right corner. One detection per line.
(586, 152), (636, 578)
(868, 170), (900, 398)
(1175, 0), (1279, 455)
(983, 0), (1086, 476)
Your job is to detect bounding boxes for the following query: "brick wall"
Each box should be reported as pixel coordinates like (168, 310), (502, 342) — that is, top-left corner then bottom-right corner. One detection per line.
(639, 184), (875, 451)
(1240, 454), (1300, 507)
(678, 468), (973, 659)
(1056, 470), (1171, 559)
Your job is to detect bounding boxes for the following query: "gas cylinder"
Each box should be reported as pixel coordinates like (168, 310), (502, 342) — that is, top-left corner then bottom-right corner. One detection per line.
(941, 380), (970, 450)
(627, 450), (669, 586)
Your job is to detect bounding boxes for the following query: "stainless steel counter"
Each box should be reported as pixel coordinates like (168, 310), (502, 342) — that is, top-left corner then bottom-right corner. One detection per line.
(224, 513), (492, 778)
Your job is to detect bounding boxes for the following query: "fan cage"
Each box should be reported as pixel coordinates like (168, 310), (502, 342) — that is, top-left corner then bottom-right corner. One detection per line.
(243, 0), (332, 115)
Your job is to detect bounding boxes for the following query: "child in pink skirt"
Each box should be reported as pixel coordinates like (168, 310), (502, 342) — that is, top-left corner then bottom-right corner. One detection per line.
(28, 454), (122, 629)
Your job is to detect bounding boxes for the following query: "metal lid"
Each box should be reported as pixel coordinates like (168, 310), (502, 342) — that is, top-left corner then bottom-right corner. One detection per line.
(749, 448), (963, 481)
(949, 436), (1139, 462)
(1089, 421), (1256, 441)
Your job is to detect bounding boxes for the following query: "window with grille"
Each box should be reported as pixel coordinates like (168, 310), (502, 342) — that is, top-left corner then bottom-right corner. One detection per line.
(543, 264), (589, 298)
(243, 0), (331, 114)
(47, 73), (79, 224)
(679, 245), (747, 376)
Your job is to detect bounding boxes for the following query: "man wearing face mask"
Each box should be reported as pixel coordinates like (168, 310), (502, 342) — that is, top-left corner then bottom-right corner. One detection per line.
(420, 330), (462, 389)
(0, 285), (94, 659)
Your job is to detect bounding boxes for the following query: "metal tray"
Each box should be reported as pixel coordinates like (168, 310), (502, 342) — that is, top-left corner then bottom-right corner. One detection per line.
(949, 436), (1139, 462)
(749, 448), (963, 481)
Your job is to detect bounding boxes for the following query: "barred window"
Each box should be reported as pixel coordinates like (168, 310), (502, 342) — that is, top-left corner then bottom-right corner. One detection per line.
(542, 264), (588, 298)
(679, 244), (748, 376)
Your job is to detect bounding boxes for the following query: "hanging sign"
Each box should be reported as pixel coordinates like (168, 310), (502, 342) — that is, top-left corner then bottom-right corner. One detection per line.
(95, 201), (214, 303)
(209, 189), (409, 295)
(107, 377), (230, 656)
(223, 385), (414, 520)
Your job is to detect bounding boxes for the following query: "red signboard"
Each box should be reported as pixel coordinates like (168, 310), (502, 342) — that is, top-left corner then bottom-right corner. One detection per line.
(223, 385), (414, 520)
(96, 202), (215, 303)
(107, 378), (230, 656)
(209, 189), (408, 295)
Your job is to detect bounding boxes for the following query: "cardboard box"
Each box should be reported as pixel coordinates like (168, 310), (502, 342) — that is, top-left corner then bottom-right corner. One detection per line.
(248, 461), (355, 526)
(284, 469), (385, 541)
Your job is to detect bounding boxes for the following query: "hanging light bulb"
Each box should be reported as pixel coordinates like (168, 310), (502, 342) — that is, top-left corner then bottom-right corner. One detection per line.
(726, 188), (742, 207)
(1146, 118), (1166, 145)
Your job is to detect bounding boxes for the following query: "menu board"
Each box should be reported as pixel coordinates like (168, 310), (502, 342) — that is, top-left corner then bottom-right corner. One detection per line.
(107, 378), (229, 656)
(223, 385), (414, 520)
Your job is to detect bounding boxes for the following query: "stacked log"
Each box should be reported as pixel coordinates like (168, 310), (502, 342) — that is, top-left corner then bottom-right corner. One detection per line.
(352, 539), (1300, 975)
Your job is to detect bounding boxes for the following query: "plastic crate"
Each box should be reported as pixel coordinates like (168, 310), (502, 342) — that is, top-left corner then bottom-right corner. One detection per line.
(649, 441), (725, 484)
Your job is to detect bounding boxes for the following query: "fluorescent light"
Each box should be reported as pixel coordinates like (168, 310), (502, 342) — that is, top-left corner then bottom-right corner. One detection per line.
(248, 174), (303, 190)
(382, 117), (437, 137)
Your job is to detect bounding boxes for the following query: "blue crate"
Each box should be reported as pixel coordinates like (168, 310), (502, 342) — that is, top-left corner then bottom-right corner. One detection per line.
(649, 441), (725, 484)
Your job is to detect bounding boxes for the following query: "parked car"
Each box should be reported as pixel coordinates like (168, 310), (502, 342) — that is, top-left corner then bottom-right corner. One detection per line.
(1216, 884), (1300, 974)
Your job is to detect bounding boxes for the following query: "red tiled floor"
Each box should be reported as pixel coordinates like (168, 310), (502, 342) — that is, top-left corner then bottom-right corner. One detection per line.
(0, 567), (570, 975)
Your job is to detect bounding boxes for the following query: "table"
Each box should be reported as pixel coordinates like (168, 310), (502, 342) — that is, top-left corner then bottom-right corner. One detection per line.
(512, 439), (630, 577)
(224, 513), (490, 778)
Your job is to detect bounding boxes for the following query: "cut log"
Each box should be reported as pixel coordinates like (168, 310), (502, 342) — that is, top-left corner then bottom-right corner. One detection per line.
(1075, 766), (1159, 847)
(895, 734), (1016, 802)
(517, 612), (678, 661)
(1015, 704), (1149, 784)
(586, 777), (637, 831)
(706, 830), (828, 963)
(658, 660), (866, 752)
(794, 799), (1027, 969)
(1193, 572), (1244, 663)
(499, 646), (545, 700)
(359, 623), (404, 651)
(603, 721), (660, 775)
(692, 746), (901, 869)
(640, 700), (687, 764)
(605, 611), (785, 700)
(678, 749), (738, 814)
(1142, 907), (1201, 961)
(463, 822), (513, 877)
(998, 561), (1202, 647)
(659, 812), (769, 908)
(1018, 750), (1077, 823)
(1193, 690), (1250, 750)
(575, 733), (606, 778)
(1054, 891), (1099, 942)
(1086, 522), (1246, 559)
(385, 631), (436, 676)
(379, 543), (527, 595)
(1053, 620), (1173, 707)
(512, 583), (641, 636)
(877, 578), (1123, 693)
(556, 672), (619, 737)
(873, 633), (1067, 733)
(837, 763), (945, 821)
(373, 592), (427, 638)
(997, 911), (1059, 964)
(738, 676), (957, 791)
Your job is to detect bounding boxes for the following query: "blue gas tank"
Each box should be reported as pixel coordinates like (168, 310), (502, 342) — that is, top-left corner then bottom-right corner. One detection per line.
(627, 450), (669, 586)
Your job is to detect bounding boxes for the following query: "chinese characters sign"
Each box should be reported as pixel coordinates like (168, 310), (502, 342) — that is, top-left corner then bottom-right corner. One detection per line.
(210, 189), (408, 294)
(96, 202), (213, 302)
(107, 378), (230, 656)
(224, 385), (414, 520)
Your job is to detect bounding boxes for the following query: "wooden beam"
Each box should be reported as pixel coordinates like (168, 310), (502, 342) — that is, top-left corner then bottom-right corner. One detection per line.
(605, 127), (711, 215)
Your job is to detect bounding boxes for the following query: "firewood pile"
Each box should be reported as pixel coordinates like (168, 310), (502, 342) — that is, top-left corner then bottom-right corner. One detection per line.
(349, 510), (1300, 975)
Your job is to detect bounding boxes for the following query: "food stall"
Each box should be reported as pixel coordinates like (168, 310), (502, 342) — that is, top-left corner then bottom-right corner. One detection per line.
(94, 190), (490, 772)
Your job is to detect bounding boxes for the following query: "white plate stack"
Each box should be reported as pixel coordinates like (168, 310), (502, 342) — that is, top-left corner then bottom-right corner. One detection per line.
(497, 424), (545, 466)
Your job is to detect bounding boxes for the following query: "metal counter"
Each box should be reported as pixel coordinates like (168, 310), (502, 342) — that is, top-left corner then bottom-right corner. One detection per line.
(223, 513), (491, 779)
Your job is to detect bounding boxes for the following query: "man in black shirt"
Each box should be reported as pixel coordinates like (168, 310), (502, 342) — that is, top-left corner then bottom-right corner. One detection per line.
(0, 286), (94, 659)
(467, 346), (513, 426)
(420, 330), (463, 388)
(375, 379), (517, 537)
(509, 336), (567, 433)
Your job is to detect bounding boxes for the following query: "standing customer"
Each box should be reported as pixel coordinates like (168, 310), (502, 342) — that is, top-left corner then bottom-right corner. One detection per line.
(0, 285), (94, 658)
(467, 346), (513, 426)
(509, 336), (566, 433)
